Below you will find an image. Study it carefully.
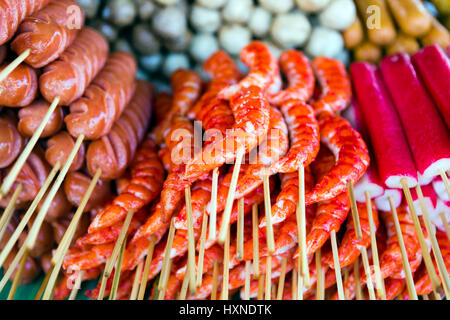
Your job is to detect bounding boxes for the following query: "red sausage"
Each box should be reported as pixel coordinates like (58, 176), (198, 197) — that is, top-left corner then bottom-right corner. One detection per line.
(0, 63), (38, 107)
(18, 99), (64, 138)
(11, 0), (85, 68)
(412, 45), (450, 129)
(65, 52), (137, 140)
(39, 27), (109, 106)
(0, 0), (51, 45)
(45, 131), (86, 172)
(0, 112), (24, 168)
(380, 53), (450, 185)
(350, 62), (418, 189)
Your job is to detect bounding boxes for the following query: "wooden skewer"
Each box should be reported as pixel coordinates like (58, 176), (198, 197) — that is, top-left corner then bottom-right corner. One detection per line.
(97, 258), (111, 300)
(0, 97), (60, 200)
(185, 186), (196, 294)
(343, 267), (349, 300)
(388, 196), (418, 300)
(7, 249), (28, 300)
(297, 164), (310, 287)
(68, 270), (84, 300)
(243, 260), (251, 300)
(208, 167), (219, 241)
(178, 263), (190, 300)
(439, 169), (450, 199)
(291, 269), (297, 300)
(354, 258), (362, 300)
(296, 267), (303, 300)
(265, 256), (272, 300)
(315, 248), (324, 300)
(196, 211), (208, 287)
(236, 198), (244, 260)
(365, 191), (386, 300)
(210, 261), (219, 300)
(220, 225), (230, 300)
(158, 219), (176, 291)
(416, 185), (450, 298)
(257, 273), (264, 300)
(272, 281), (277, 300)
(158, 258), (172, 300)
(109, 237), (127, 300)
(276, 257), (287, 300)
(440, 212), (450, 241)
(400, 178), (441, 294)
(263, 168), (275, 254)
(130, 261), (143, 300)
(0, 49), (31, 83)
(34, 266), (53, 300)
(330, 230), (345, 300)
(347, 181), (363, 239)
(252, 203), (260, 278)
(0, 184), (22, 243)
(0, 164), (59, 268)
(137, 235), (156, 300)
(218, 147), (245, 244)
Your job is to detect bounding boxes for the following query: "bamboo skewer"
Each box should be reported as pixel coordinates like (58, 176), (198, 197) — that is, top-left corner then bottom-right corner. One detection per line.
(252, 203), (259, 278)
(297, 269), (303, 300)
(185, 186), (196, 294)
(440, 212), (450, 241)
(0, 184), (22, 243)
(265, 256), (272, 300)
(236, 198), (244, 260)
(158, 259), (172, 300)
(343, 267), (349, 300)
(0, 49), (31, 83)
(257, 274), (264, 300)
(276, 257), (287, 300)
(291, 269), (297, 300)
(218, 148), (244, 244)
(263, 168), (275, 254)
(211, 261), (219, 300)
(0, 97), (60, 200)
(315, 249), (324, 300)
(34, 267), (53, 300)
(220, 225), (230, 300)
(109, 237), (127, 300)
(158, 220), (176, 291)
(7, 249), (28, 300)
(208, 167), (219, 241)
(137, 235), (156, 300)
(297, 164), (310, 287)
(69, 270), (84, 300)
(130, 262), (143, 300)
(178, 263), (190, 300)
(243, 260), (251, 300)
(330, 230), (345, 300)
(354, 258), (362, 300)
(196, 211), (208, 287)
(388, 197), (418, 300)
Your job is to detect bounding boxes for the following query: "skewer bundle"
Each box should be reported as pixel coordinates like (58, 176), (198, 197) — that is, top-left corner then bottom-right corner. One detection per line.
(0, 0), (449, 301)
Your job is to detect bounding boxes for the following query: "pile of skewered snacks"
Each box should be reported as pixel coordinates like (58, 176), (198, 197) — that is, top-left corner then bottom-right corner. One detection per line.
(343, 0), (450, 64)
(78, 0), (358, 79)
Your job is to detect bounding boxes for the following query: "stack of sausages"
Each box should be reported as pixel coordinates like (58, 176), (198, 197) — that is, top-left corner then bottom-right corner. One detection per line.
(0, 0), (156, 285)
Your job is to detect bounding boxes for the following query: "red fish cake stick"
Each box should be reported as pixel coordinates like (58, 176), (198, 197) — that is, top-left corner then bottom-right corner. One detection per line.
(380, 53), (450, 185)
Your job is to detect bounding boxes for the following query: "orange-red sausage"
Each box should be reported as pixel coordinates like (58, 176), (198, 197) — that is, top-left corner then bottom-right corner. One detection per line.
(0, 63), (37, 107)
(45, 131), (86, 172)
(0, 112), (24, 168)
(18, 99), (64, 138)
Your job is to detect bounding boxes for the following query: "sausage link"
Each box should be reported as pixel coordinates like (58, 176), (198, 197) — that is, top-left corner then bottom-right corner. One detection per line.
(45, 131), (86, 172)
(0, 45), (6, 63)
(4, 246), (41, 285)
(86, 80), (154, 180)
(0, 112), (24, 168)
(51, 211), (90, 246)
(11, 0), (85, 68)
(38, 186), (72, 222)
(18, 99), (64, 138)
(18, 216), (54, 258)
(0, 63), (38, 107)
(0, 0), (51, 45)
(65, 52), (137, 140)
(64, 171), (112, 212)
(39, 27), (109, 106)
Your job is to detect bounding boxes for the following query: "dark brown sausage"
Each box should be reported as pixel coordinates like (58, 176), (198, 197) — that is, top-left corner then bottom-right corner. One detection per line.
(86, 80), (154, 180)
(51, 211), (90, 246)
(64, 171), (111, 212)
(45, 131), (85, 172)
(65, 52), (137, 140)
(11, 0), (85, 68)
(40, 251), (53, 274)
(3, 246), (41, 285)
(0, 112), (24, 168)
(18, 99), (64, 138)
(18, 216), (54, 258)
(0, 45), (6, 63)
(39, 27), (109, 106)
(39, 187), (72, 222)
(0, 63), (38, 107)
(0, 0), (51, 45)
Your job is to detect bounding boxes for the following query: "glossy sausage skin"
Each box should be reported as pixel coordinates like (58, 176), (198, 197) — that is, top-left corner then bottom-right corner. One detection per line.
(38, 187), (72, 222)
(51, 211), (90, 246)
(64, 171), (111, 212)
(18, 99), (64, 138)
(11, 0), (85, 68)
(0, 0), (51, 45)
(0, 63), (38, 107)
(65, 52), (137, 140)
(45, 131), (86, 172)
(18, 217), (54, 258)
(86, 80), (154, 180)
(39, 27), (109, 106)
(0, 112), (24, 168)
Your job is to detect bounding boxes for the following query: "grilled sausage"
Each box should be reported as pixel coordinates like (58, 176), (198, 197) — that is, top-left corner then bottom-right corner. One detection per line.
(0, 112), (24, 168)
(4, 246), (41, 285)
(18, 216), (54, 258)
(65, 52), (137, 140)
(86, 80), (154, 180)
(51, 211), (90, 246)
(18, 99), (64, 138)
(45, 131), (86, 172)
(0, 63), (38, 107)
(39, 27), (109, 106)
(11, 0), (85, 68)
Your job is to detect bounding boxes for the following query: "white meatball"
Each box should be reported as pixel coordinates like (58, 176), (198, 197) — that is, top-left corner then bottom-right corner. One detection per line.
(222, 0), (253, 24)
(163, 53), (190, 77)
(319, 0), (356, 30)
(140, 53), (163, 73)
(219, 24), (252, 56)
(190, 5), (221, 33)
(248, 7), (272, 37)
(305, 27), (344, 58)
(196, 0), (227, 9)
(259, 0), (294, 13)
(270, 12), (311, 49)
(190, 33), (220, 62)
(154, 0), (179, 5)
(295, 0), (330, 12)
(152, 6), (187, 39)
